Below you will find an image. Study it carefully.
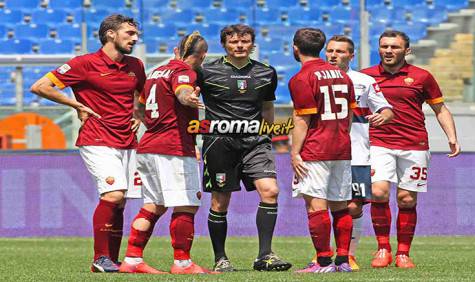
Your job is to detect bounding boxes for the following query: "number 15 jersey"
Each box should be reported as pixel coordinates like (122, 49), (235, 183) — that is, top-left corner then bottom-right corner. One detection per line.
(289, 58), (357, 161)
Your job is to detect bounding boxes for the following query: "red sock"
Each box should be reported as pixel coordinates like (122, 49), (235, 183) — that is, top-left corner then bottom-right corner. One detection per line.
(125, 208), (160, 258)
(170, 212), (195, 260)
(93, 199), (118, 260)
(109, 207), (124, 263)
(396, 206), (417, 256)
(371, 201), (392, 252)
(332, 208), (353, 257)
(308, 210), (333, 258)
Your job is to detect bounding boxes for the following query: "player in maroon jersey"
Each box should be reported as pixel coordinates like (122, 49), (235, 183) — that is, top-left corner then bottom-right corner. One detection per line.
(30, 14), (146, 273)
(289, 28), (358, 273)
(361, 30), (460, 268)
(118, 32), (214, 275)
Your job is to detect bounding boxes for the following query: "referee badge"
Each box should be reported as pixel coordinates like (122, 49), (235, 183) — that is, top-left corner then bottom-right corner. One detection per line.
(216, 173), (226, 188)
(237, 80), (247, 94)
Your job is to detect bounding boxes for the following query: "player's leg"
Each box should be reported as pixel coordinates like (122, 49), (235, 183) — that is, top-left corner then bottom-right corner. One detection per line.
(347, 201), (363, 270)
(254, 177), (278, 258)
(369, 146), (397, 268)
(208, 191), (233, 271)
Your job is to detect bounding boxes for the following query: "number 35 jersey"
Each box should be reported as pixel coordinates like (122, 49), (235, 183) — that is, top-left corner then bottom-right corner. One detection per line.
(137, 59), (198, 157)
(289, 58), (357, 161)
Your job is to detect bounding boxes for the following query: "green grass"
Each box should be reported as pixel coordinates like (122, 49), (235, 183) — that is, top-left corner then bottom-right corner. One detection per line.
(0, 236), (474, 281)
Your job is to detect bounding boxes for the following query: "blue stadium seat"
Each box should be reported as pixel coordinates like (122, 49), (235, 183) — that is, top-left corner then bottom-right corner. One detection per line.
(0, 67), (14, 80)
(0, 9), (24, 25)
(87, 39), (101, 52)
(67, 9), (84, 23)
(222, 0), (255, 9)
(176, 0), (213, 9)
(368, 6), (396, 24)
(433, 0), (469, 11)
(0, 25), (7, 39)
(0, 89), (16, 106)
(308, 0), (341, 8)
(14, 24), (49, 39)
(370, 49), (380, 65)
(92, 0), (128, 9)
(257, 38), (285, 54)
(389, 22), (427, 41)
(411, 5), (448, 25)
(330, 6), (359, 23)
(253, 8), (283, 24)
(38, 97), (58, 106)
(38, 39), (76, 54)
(265, 0), (299, 8)
(181, 23), (221, 39)
(32, 9), (68, 24)
(320, 22), (345, 38)
(143, 23), (177, 39)
(203, 8), (243, 24)
(391, 0), (422, 7)
(84, 9), (111, 25)
(365, 0), (389, 6)
(23, 91), (38, 105)
(207, 41), (224, 54)
(275, 83), (291, 104)
(264, 53), (295, 70)
(56, 24), (82, 40)
(5, 0), (40, 10)
(48, 0), (84, 10)
(141, 0), (169, 7)
(0, 39), (33, 53)
(160, 9), (197, 24)
(287, 7), (322, 24)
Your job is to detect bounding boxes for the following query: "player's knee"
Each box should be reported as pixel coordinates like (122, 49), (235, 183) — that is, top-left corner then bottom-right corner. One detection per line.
(348, 202), (363, 217)
(174, 206), (199, 214)
(100, 190), (126, 204)
(397, 195), (417, 208)
(211, 199), (229, 212)
(372, 188), (389, 201)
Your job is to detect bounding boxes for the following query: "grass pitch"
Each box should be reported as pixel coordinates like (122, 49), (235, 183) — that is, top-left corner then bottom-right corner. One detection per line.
(0, 236), (474, 281)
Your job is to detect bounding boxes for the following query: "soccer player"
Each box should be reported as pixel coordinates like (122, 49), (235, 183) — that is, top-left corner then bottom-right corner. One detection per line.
(361, 30), (461, 268)
(289, 28), (357, 273)
(325, 35), (394, 270)
(198, 24), (292, 272)
(30, 14), (146, 272)
(119, 32), (213, 275)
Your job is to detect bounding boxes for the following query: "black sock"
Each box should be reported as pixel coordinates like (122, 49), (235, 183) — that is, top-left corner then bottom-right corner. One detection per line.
(335, 255), (349, 266)
(208, 209), (228, 262)
(256, 202), (278, 258)
(317, 256), (333, 267)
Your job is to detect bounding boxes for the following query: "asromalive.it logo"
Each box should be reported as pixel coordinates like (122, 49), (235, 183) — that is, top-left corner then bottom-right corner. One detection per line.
(187, 118), (294, 135)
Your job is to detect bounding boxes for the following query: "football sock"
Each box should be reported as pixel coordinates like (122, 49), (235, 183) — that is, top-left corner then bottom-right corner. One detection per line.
(332, 208), (353, 257)
(124, 257), (143, 265)
(170, 212), (195, 260)
(396, 206), (417, 256)
(109, 206), (124, 263)
(256, 202), (278, 258)
(208, 209), (228, 261)
(174, 259), (192, 267)
(349, 212), (363, 256)
(92, 199), (118, 260)
(125, 208), (160, 258)
(308, 210), (333, 259)
(334, 255), (349, 266)
(317, 256), (333, 267)
(371, 201), (392, 252)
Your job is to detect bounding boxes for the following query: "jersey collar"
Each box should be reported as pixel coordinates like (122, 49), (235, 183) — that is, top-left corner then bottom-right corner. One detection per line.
(97, 48), (127, 70)
(170, 59), (192, 70)
(377, 61), (410, 75)
(222, 56), (252, 69)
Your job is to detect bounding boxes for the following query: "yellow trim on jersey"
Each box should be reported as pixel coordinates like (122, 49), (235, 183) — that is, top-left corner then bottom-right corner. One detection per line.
(426, 97), (444, 105)
(350, 102), (358, 109)
(45, 72), (66, 89)
(174, 84), (194, 95)
(294, 108), (318, 115)
(138, 95), (145, 104)
(255, 81), (271, 89)
(204, 81), (230, 89)
(223, 56), (252, 69)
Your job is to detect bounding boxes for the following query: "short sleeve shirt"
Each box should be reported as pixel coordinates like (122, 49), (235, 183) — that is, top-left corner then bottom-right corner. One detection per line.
(361, 63), (443, 150)
(137, 60), (198, 157)
(289, 58), (357, 161)
(47, 49), (146, 149)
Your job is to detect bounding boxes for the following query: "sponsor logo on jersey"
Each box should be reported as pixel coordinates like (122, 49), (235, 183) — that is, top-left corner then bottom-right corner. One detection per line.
(100, 72), (112, 77)
(105, 176), (115, 185)
(216, 173), (226, 188)
(187, 118), (294, 136)
(354, 84), (366, 91)
(178, 75), (190, 83)
(57, 64), (71, 74)
(404, 77), (414, 85)
(237, 80), (247, 93)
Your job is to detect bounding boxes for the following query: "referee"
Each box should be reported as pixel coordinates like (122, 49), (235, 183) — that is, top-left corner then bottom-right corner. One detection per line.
(198, 24), (291, 272)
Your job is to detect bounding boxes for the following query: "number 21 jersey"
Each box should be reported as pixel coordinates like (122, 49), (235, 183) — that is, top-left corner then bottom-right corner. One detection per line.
(289, 58), (357, 161)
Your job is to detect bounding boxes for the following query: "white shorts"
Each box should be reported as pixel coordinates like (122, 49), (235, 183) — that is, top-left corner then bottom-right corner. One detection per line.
(137, 154), (201, 207)
(79, 146), (142, 198)
(292, 160), (352, 201)
(370, 146), (431, 192)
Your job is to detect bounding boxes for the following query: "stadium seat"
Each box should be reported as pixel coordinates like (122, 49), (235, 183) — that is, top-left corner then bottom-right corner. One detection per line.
(160, 9), (197, 25)
(222, 0), (255, 9)
(14, 23), (49, 39)
(143, 23), (177, 40)
(254, 8), (283, 24)
(5, 0), (40, 10)
(48, 0), (83, 10)
(264, 53), (295, 70)
(181, 23), (221, 39)
(87, 38), (101, 52)
(265, 0), (299, 8)
(275, 83), (291, 104)
(0, 9), (24, 25)
(433, 0), (469, 11)
(287, 7), (322, 24)
(56, 24), (81, 40)
(308, 0), (341, 8)
(202, 8), (243, 24)
(32, 9), (68, 24)
(370, 49), (380, 65)
(0, 89), (16, 106)
(0, 67), (14, 80)
(256, 37), (285, 54)
(92, 0), (128, 9)
(84, 9), (112, 25)
(141, 0), (169, 7)
(0, 39), (33, 53)
(411, 5), (448, 25)
(176, 0), (213, 9)
(389, 22), (427, 41)
(330, 6), (359, 23)
(38, 39), (76, 54)
(0, 25), (7, 39)
(391, 0), (422, 7)
(207, 41), (224, 54)
(23, 91), (38, 105)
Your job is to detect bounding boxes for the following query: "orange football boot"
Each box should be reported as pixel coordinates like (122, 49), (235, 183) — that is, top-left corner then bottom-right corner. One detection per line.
(395, 254), (415, 268)
(371, 249), (393, 268)
(119, 261), (168, 274)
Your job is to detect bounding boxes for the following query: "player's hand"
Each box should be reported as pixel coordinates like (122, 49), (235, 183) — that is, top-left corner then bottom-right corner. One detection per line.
(186, 87), (205, 109)
(76, 104), (101, 126)
(291, 153), (308, 180)
(447, 140), (461, 158)
(131, 117), (141, 133)
(366, 113), (385, 127)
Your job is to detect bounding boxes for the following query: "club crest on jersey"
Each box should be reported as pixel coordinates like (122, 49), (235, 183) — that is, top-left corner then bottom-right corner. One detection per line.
(216, 173), (226, 187)
(178, 75), (190, 83)
(57, 64), (71, 74)
(237, 80), (247, 93)
(128, 72), (136, 77)
(404, 77), (414, 85)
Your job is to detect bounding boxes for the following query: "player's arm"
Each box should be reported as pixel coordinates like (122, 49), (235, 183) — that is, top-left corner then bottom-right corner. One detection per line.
(30, 76), (100, 123)
(366, 108), (394, 127)
(291, 112), (310, 179)
(176, 85), (204, 109)
(429, 102), (461, 157)
(366, 81), (394, 126)
(262, 101), (274, 124)
(131, 90), (142, 133)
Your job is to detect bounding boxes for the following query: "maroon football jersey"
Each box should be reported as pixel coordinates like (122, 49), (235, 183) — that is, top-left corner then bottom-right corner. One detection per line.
(289, 58), (357, 161)
(137, 60), (198, 157)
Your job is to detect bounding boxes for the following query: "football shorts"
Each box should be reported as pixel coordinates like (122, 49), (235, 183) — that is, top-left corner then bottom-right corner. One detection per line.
(137, 154), (201, 207)
(370, 146), (431, 192)
(292, 160), (352, 201)
(202, 135), (276, 193)
(79, 146), (142, 198)
(351, 165), (372, 200)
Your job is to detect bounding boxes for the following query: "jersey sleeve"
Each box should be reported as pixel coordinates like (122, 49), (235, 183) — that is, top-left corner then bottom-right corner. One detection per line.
(423, 71), (444, 104)
(289, 76), (318, 115)
(366, 77), (392, 113)
(346, 76), (358, 109)
(171, 69), (197, 94)
(135, 59), (146, 93)
(46, 56), (87, 89)
(263, 67), (277, 102)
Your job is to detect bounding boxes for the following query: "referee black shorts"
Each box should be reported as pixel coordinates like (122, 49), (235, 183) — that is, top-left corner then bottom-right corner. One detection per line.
(202, 135), (276, 193)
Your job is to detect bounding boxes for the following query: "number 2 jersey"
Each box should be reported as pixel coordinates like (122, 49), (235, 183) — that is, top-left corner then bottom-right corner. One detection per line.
(137, 59), (198, 157)
(289, 58), (357, 161)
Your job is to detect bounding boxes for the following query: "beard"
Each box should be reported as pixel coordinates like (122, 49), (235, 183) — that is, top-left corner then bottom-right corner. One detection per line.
(293, 49), (300, 62)
(115, 40), (134, 55)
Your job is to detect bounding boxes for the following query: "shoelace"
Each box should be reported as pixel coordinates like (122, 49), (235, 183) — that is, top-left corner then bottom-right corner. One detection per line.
(373, 249), (387, 259)
(219, 260), (231, 268)
(398, 255), (409, 263)
(98, 256), (116, 267)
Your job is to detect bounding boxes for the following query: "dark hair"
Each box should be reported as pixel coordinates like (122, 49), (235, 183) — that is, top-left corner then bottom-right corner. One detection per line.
(293, 28), (326, 57)
(98, 14), (138, 45)
(220, 24), (255, 45)
(178, 31), (208, 59)
(379, 30), (410, 48)
(328, 35), (355, 54)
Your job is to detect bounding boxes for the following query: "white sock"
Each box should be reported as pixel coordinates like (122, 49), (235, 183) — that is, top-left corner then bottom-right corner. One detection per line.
(174, 259), (192, 267)
(124, 256), (143, 265)
(349, 216), (363, 256)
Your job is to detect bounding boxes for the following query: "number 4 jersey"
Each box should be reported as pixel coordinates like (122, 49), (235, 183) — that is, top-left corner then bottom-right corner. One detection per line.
(289, 58), (357, 161)
(137, 60), (198, 157)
